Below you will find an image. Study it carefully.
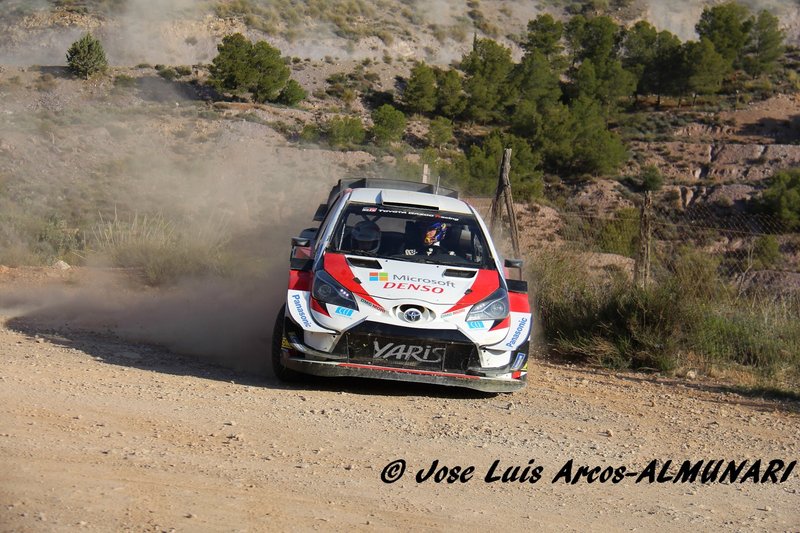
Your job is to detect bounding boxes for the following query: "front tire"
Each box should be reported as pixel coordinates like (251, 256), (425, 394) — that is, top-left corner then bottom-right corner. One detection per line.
(271, 304), (302, 382)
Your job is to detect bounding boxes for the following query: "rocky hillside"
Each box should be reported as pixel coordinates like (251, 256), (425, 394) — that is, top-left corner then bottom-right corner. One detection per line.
(2, 0), (799, 67)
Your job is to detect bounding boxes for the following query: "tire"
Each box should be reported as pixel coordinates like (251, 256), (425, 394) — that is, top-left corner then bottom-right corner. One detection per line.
(271, 304), (303, 382)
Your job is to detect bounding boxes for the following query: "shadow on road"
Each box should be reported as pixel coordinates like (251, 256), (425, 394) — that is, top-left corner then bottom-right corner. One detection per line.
(4, 312), (494, 400)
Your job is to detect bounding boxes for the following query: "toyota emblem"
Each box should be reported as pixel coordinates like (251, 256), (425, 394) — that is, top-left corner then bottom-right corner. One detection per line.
(404, 308), (422, 322)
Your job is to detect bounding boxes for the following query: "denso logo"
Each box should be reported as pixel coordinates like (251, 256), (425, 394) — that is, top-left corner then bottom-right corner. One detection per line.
(383, 282), (445, 294)
(373, 341), (445, 363)
(505, 317), (529, 348)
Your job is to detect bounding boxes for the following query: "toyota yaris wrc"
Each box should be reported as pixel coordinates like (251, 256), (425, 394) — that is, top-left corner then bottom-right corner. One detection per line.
(272, 178), (532, 393)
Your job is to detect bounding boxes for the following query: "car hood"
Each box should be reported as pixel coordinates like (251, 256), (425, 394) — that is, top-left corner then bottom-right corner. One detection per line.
(323, 253), (500, 308)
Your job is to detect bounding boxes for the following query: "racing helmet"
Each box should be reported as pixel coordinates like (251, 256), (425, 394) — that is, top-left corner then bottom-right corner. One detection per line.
(351, 221), (381, 253)
(422, 220), (448, 246)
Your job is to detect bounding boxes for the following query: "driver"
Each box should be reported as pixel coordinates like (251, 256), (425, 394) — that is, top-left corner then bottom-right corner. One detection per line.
(351, 220), (381, 254)
(405, 220), (453, 256)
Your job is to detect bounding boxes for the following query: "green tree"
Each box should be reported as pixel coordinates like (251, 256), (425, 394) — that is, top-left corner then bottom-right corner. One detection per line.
(741, 10), (785, 78)
(523, 14), (565, 68)
(403, 62), (437, 114)
(510, 49), (562, 110)
(622, 21), (657, 94)
(762, 167), (800, 230)
(682, 38), (728, 105)
(646, 30), (683, 106)
(460, 38), (515, 122)
(640, 165), (664, 192)
(572, 58), (599, 100)
(566, 16), (633, 117)
(326, 116), (366, 147)
(209, 33), (255, 96)
(427, 116), (454, 147)
(695, 1), (752, 67)
(435, 68), (467, 118)
(249, 40), (290, 102)
(466, 131), (543, 199)
(573, 15), (620, 70)
(277, 79), (307, 106)
(66, 33), (108, 79)
(209, 33), (292, 104)
(569, 96), (627, 175)
(371, 104), (406, 145)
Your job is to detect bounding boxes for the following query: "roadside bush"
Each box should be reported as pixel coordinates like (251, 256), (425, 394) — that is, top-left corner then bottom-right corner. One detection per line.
(277, 79), (307, 106)
(325, 116), (366, 147)
(66, 33), (108, 79)
(530, 242), (799, 389)
(751, 235), (781, 269)
(371, 104), (406, 145)
(427, 116), (454, 147)
(598, 208), (639, 257)
(92, 212), (231, 286)
(761, 167), (800, 230)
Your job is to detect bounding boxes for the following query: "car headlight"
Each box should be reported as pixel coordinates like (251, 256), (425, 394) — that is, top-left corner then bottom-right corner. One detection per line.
(466, 287), (509, 321)
(312, 270), (358, 310)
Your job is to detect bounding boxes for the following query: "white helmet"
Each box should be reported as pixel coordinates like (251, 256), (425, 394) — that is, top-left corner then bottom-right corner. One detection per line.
(351, 221), (381, 253)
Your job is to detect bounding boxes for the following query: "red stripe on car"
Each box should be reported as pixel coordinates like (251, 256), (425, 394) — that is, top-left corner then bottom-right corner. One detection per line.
(323, 253), (382, 308)
(339, 363), (481, 380)
(490, 317), (510, 331)
(288, 270), (312, 291)
(310, 297), (330, 317)
(444, 269), (499, 314)
(508, 291), (530, 313)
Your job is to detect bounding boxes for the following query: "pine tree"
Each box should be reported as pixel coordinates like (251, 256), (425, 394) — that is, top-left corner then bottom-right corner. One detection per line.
(460, 38), (514, 123)
(682, 38), (728, 105)
(249, 40), (290, 103)
(696, 1), (752, 67)
(435, 69), (467, 118)
(403, 62), (437, 114)
(569, 96), (627, 175)
(209, 33), (254, 96)
(523, 14), (564, 66)
(621, 20), (658, 97)
(209, 33), (295, 104)
(742, 10), (785, 78)
(66, 33), (108, 79)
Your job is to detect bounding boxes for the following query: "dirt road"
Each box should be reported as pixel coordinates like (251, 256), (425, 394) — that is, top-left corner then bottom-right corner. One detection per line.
(1, 286), (798, 531)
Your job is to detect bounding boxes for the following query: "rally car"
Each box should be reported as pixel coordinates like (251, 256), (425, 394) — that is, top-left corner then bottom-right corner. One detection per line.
(272, 178), (532, 393)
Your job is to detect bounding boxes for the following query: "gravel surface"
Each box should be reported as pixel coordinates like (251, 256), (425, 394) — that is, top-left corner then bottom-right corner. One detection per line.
(1, 304), (798, 531)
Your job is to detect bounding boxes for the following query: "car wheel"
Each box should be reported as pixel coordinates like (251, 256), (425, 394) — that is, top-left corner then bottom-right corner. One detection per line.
(271, 304), (303, 382)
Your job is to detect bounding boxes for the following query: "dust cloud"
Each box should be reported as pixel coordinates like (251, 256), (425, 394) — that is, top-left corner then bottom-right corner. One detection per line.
(0, 78), (340, 375)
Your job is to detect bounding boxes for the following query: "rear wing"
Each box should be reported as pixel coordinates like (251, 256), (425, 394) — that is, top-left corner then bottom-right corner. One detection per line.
(313, 178), (459, 221)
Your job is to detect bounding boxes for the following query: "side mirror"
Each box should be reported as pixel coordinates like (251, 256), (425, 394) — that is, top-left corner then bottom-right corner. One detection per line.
(504, 258), (524, 269)
(292, 237), (310, 247)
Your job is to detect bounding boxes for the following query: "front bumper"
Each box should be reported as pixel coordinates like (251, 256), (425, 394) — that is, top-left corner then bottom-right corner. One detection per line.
(281, 355), (526, 393)
(281, 324), (526, 393)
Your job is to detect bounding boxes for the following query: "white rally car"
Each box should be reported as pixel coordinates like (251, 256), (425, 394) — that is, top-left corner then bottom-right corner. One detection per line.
(272, 178), (531, 393)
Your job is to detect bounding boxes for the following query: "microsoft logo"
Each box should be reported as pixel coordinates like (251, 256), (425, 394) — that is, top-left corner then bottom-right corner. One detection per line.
(369, 271), (388, 282)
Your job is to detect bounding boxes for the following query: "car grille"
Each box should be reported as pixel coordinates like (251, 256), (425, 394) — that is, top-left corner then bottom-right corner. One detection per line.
(336, 322), (479, 372)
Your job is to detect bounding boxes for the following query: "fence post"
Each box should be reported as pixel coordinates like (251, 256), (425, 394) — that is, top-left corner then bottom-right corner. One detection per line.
(489, 148), (521, 258)
(634, 191), (652, 288)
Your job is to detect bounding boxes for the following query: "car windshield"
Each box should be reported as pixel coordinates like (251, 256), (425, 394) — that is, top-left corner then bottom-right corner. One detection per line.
(328, 202), (495, 269)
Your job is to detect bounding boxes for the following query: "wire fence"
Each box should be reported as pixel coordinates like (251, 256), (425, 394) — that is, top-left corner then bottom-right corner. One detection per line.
(467, 195), (800, 388)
